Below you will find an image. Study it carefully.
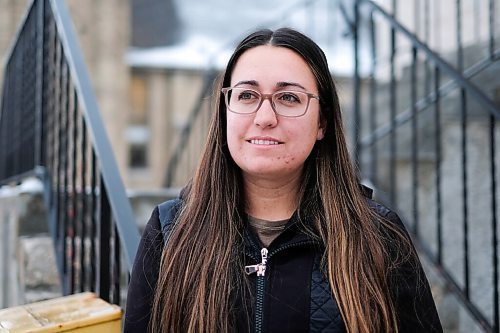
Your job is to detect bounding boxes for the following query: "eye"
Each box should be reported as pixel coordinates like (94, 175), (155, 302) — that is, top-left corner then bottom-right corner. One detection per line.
(237, 90), (259, 102)
(275, 92), (302, 104)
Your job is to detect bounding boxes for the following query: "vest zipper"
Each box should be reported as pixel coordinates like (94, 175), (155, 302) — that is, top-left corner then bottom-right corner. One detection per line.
(244, 241), (317, 333)
(245, 248), (268, 333)
(255, 272), (265, 333)
(245, 248), (268, 276)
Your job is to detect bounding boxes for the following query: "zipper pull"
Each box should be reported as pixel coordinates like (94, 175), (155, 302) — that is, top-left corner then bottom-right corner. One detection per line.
(245, 248), (268, 276)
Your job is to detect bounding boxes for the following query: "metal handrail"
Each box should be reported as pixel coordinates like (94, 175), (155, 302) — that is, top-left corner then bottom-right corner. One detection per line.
(50, 0), (139, 270)
(347, 0), (500, 331)
(164, 69), (218, 187)
(0, 0), (140, 304)
(342, 0), (500, 119)
(361, 54), (500, 147)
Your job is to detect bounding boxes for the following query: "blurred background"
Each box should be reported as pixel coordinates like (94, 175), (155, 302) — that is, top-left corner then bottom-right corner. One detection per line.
(1, 0), (355, 191)
(0, 0), (499, 332)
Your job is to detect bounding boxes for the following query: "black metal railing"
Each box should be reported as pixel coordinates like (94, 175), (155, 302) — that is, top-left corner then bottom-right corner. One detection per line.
(0, 0), (140, 306)
(342, 0), (500, 331)
(163, 69), (218, 187)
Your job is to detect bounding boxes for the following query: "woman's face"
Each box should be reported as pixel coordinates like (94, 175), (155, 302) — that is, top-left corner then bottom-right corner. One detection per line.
(226, 45), (324, 182)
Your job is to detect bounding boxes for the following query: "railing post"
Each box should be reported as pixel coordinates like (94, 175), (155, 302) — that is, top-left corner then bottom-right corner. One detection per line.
(352, 0), (361, 167)
(434, 66), (443, 266)
(489, 0), (496, 59)
(35, 0), (45, 167)
(389, 0), (397, 205)
(490, 115), (499, 333)
(410, 46), (418, 235)
(368, 10), (378, 183)
(98, 179), (111, 302)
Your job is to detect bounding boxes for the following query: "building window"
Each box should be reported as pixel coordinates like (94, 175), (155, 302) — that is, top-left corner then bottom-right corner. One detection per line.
(126, 125), (150, 169)
(130, 74), (148, 125)
(129, 144), (148, 169)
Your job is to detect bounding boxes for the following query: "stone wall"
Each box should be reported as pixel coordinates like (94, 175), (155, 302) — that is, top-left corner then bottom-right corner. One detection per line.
(0, 178), (180, 309)
(0, 179), (60, 309)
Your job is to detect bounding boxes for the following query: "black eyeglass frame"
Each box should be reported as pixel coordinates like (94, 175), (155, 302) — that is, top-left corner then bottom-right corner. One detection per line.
(221, 87), (320, 118)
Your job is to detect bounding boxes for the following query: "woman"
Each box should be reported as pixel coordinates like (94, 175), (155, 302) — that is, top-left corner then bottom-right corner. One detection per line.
(124, 28), (442, 333)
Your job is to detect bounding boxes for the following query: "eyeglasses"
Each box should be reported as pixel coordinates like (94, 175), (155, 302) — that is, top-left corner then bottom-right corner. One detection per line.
(221, 87), (320, 117)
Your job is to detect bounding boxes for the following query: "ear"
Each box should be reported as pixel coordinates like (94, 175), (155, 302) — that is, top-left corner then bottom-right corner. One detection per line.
(316, 117), (326, 140)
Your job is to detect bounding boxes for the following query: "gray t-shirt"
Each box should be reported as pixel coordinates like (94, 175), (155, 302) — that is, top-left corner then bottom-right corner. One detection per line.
(248, 215), (289, 247)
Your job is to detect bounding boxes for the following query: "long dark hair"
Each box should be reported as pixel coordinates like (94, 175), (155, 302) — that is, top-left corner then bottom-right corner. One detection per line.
(151, 27), (412, 332)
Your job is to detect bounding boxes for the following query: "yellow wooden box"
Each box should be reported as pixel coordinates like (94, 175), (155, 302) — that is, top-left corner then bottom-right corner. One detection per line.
(0, 292), (122, 333)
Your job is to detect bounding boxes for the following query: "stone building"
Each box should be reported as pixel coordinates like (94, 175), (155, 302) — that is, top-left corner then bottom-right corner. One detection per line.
(0, 0), (131, 186)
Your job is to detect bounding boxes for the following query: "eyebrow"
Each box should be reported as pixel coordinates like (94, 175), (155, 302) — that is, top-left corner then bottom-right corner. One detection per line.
(234, 80), (258, 87)
(276, 81), (307, 91)
(233, 80), (307, 91)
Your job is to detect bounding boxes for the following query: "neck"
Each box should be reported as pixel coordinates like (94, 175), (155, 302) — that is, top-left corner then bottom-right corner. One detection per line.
(243, 172), (302, 221)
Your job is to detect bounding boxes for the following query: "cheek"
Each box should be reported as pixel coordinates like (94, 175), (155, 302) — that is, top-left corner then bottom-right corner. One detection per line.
(226, 116), (244, 156)
(289, 123), (320, 156)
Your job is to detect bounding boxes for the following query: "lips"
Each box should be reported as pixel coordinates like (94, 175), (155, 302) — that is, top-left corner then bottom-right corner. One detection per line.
(247, 137), (283, 145)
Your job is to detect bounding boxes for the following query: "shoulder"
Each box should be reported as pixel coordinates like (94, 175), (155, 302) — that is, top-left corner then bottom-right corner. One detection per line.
(157, 198), (184, 238)
(124, 206), (163, 331)
(364, 201), (442, 331)
(359, 185), (404, 229)
(366, 198), (407, 232)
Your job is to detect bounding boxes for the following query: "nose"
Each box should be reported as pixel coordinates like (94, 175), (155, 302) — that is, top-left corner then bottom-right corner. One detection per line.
(253, 98), (278, 128)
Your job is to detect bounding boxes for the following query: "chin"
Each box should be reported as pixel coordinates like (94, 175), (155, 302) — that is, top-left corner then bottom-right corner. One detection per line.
(242, 165), (301, 180)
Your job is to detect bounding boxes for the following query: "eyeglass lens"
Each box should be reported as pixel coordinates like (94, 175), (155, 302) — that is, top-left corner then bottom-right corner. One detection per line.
(225, 88), (312, 117)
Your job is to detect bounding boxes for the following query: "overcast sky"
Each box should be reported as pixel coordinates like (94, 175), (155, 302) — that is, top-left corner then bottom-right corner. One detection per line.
(127, 0), (366, 75)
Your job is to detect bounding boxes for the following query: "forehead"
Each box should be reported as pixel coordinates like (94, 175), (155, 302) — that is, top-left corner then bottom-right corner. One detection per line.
(230, 45), (317, 91)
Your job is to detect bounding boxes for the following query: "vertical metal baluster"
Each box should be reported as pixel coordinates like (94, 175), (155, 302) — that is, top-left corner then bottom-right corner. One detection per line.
(13, 30), (21, 185)
(70, 87), (78, 293)
(456, 0), (470, 300)
(90, 148), (97, 292)
(424, 0), (430, 97)
(353, 0), (361, 166)
(113, 224), (121, 305)
(80, 120), (87, 292)
(456, 0), (464, 70)
(41, 0), (49, 169)
(434, 67), (442, 265)
(490, 115), (499, 332)
(22, 12), (30, 173)
(460, 90), (470, 299)
(35, 0), (45, 167)
(489, 0), (495, 59)
(55, 26), (63, 281)
(99, 179), (111, 302)
(62, 60), (70, 294)
(56, 40), (66, 292)
(46, 15), (56, 241)
(369, 10), (378, 183)
(411, 47), (418, 235)
(389, 0), (397, 204)
(16, 16), (24, 175)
